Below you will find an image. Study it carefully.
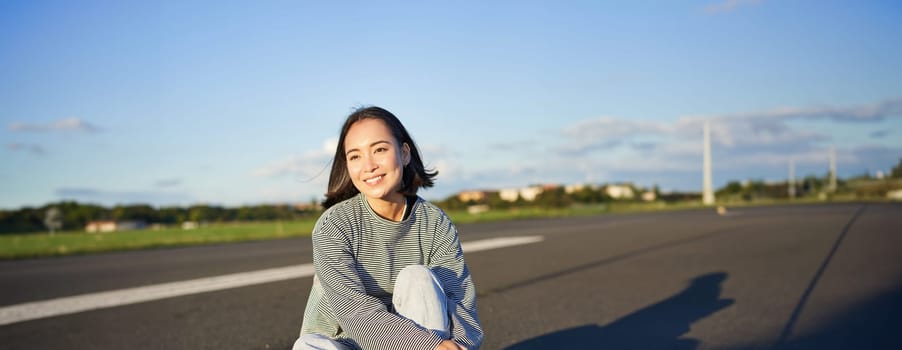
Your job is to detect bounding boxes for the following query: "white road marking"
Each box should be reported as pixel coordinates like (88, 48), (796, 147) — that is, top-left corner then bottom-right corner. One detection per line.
(461, 235), (544, 253)
(0, 235), (543, 326)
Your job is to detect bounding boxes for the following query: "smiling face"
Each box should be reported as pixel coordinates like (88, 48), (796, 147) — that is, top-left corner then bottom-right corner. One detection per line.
(344, 118), (411, 205)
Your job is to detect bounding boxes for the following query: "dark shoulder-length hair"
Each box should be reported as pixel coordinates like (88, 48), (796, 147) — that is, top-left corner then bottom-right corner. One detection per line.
(322, 106), (438, 209)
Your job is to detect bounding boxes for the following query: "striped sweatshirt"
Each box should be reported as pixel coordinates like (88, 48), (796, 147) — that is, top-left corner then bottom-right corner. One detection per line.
(300, 193), (483, 350)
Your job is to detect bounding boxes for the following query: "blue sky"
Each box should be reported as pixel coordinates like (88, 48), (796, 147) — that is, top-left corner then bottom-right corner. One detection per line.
(2, 0), (901, 209)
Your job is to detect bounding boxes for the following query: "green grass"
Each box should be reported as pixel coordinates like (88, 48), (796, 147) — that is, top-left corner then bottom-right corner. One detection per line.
(1, 197), (890, 260)
(0, 220), (316, 260)
(1, 204), (645, 260)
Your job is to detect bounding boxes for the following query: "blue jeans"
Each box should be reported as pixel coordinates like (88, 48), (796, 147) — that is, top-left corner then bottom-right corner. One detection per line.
(293, 265), (450, 350)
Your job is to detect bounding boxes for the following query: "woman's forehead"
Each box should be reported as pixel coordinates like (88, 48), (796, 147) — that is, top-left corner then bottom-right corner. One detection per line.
(345, 118), (395, 147)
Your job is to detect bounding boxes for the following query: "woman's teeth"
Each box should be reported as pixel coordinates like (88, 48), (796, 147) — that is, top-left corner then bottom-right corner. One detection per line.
(365, 175), (383, 184)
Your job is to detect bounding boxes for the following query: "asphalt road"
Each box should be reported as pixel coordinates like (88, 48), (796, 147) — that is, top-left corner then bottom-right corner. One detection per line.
(1, 203), (900, 349)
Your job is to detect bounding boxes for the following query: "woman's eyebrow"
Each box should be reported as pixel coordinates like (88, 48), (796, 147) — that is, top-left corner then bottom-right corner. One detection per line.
(346, 140), (391, 155)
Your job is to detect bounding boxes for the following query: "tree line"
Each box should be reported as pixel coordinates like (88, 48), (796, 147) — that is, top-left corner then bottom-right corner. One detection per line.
(5, 159), (900, 235)
(0, 201), (319, 235)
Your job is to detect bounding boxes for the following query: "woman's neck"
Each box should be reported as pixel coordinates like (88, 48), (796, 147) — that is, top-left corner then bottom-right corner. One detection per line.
(365, 193), (407, 222)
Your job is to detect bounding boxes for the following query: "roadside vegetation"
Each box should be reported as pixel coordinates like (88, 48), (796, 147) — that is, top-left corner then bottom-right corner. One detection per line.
(2, 160), (900, 260)
(0, 200), (720, 260)
(0, 220), (316, 260)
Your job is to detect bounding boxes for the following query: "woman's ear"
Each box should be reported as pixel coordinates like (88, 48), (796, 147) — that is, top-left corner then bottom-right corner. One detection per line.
(402, 142), (411, 166)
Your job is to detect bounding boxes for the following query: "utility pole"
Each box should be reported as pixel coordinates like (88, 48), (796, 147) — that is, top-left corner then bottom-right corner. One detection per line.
(703, 121), (715, 206)
(829, 145), (837, 193)
(788, 159), (796, 199)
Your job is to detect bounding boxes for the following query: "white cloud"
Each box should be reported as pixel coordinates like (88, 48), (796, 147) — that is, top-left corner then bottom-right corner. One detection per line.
(7, 143), (46, 155)
(256, 185), (325, 204)
(431, 159), (454, 183)
(686, 96), (901, 149)
(419, 143), (454, 159)
(257, 97), (900, 198)
(559, 117), (670, 154)
(561, 97), (901, 157)
(323, 137), (338, 154)
(707, 118), (829, 149)
(252, 138), (336, 179)
(562, 117), (669, 140)
(9, 117), (100, 133)
(153, 178), (182, 188)
(251, 151), (332, 179)
(419, 143), (458, 180)
(726, 96), (902, 123)
(468, 96), (902, 191)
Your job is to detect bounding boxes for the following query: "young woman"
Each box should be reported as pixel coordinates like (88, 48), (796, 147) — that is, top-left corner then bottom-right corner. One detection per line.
(294, 107), (483, 350)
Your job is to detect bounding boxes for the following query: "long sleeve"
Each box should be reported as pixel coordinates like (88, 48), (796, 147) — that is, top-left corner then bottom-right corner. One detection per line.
(428, 215), (484, 349)
(313, 219), (446, 350)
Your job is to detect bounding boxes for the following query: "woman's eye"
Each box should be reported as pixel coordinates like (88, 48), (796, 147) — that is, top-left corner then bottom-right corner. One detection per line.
(348, 154), (359, 161)
(375, 147), (388, 153)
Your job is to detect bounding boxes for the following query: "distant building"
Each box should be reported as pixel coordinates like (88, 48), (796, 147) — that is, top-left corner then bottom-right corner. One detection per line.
(85, 220), (146, 233)
(294, 202), (321, 211)
(457, 190), (496, 203)
(519, 186), (544, 201)
(564, 184), (585, 194)
(605, 184), (635, 199)
(565, 183), (600, 194)
(496, 186), (545, 202)
(499, 188), (520, 202)
(465, 182), (656, 203)
(85, 220), (116, 233)
(182, 221), (199, 230)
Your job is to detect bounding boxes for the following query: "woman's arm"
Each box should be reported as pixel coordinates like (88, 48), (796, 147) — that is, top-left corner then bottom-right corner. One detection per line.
(429, 214), (484, 350)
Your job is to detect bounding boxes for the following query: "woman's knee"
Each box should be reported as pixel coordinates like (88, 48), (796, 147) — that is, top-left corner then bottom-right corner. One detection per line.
(393, 265), (450, 338)
(397, 265), (444, 292)
(397, 265), (432, 282)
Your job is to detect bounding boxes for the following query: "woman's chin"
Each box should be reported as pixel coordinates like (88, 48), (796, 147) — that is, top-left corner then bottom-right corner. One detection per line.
(362, 189), (402, 203)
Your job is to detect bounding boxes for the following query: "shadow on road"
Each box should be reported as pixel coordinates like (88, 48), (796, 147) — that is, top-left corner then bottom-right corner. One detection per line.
(505, 272), (734, 350)
(769, 280), (902, 350)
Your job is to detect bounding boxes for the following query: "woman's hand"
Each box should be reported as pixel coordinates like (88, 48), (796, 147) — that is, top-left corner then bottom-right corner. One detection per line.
(435, 339), (467, 350)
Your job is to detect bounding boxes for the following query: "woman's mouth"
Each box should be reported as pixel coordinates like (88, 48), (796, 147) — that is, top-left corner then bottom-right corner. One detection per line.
(364, 175), (384, 185)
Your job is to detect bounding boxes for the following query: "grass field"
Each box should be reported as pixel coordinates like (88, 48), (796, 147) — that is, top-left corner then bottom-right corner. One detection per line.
(0, 196), (879, 260)
(0, 220), (316, 260)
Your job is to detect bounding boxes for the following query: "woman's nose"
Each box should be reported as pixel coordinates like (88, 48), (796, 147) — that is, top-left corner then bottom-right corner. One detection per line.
(363, 156), (378, 171)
